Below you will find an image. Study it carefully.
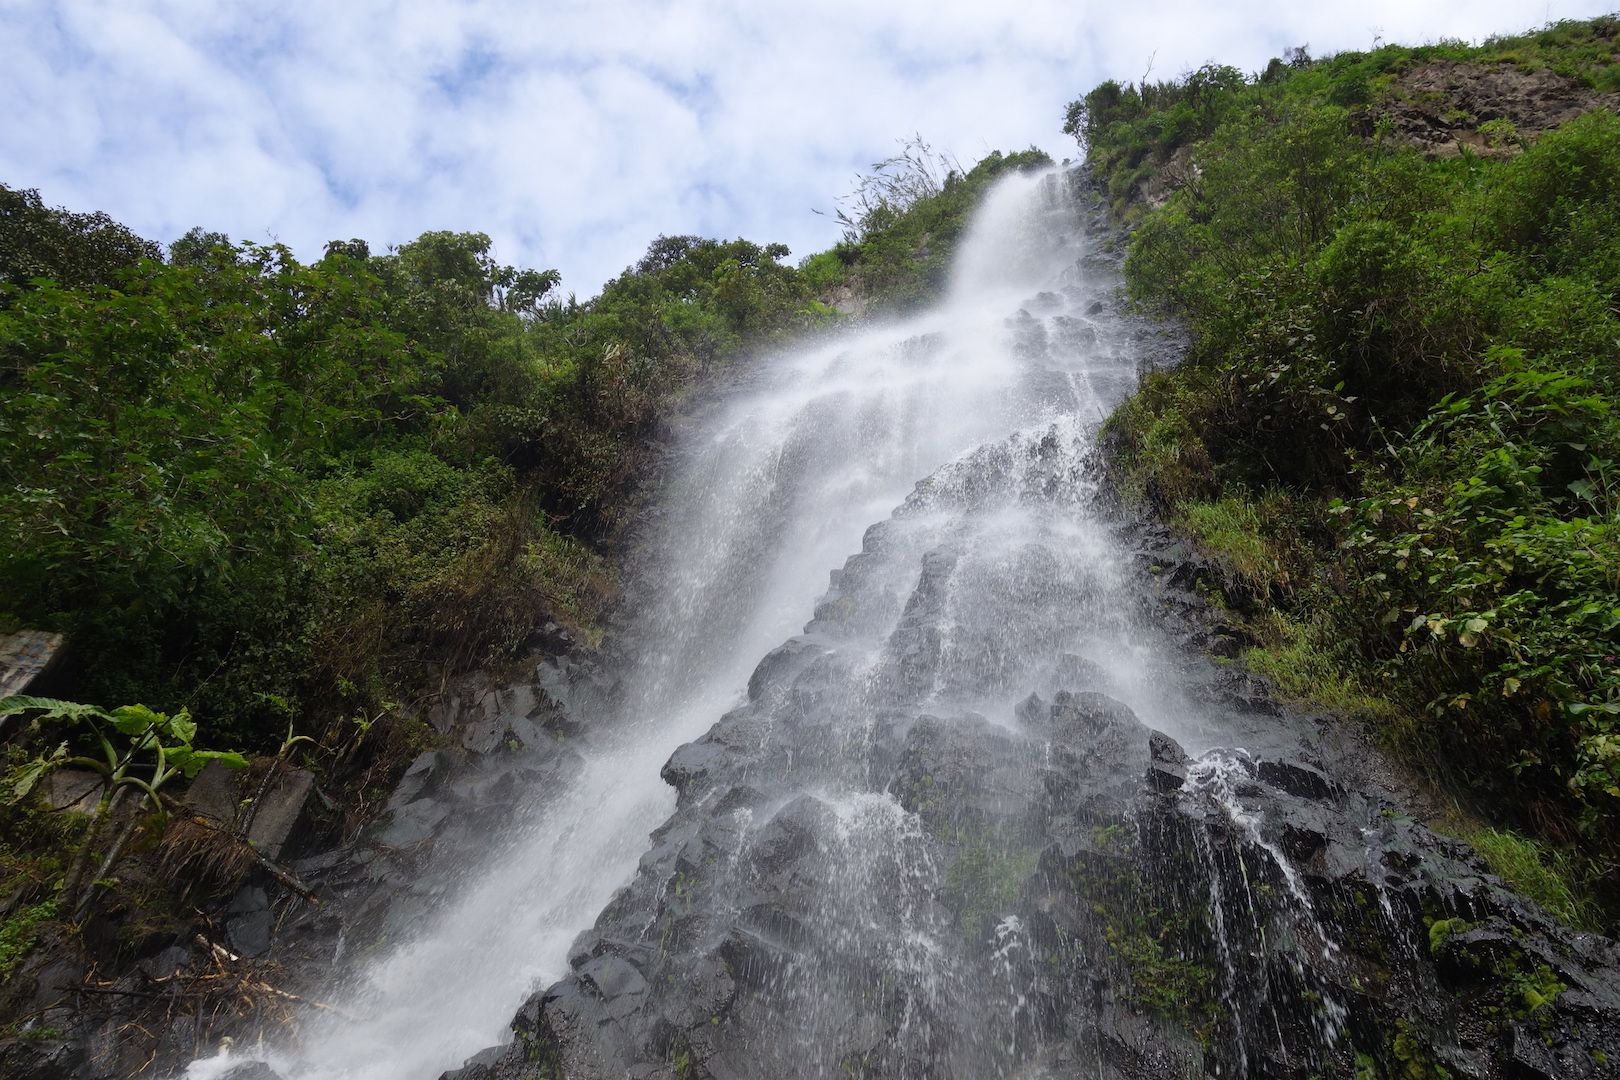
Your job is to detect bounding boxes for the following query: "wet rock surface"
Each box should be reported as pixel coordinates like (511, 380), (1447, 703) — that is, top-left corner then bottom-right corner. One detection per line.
(445, 432), (1620, 1079)
(260, 646), (614, 988)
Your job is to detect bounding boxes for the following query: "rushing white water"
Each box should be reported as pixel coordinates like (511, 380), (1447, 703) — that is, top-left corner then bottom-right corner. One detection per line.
(186, 166), (1144, 1080)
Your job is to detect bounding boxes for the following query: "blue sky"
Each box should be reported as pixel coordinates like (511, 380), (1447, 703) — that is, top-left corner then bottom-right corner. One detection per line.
(3, 1), (1611, 297)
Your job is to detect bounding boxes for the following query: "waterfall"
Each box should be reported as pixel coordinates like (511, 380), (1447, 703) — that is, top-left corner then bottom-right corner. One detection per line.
(183, 165), (1129, 1080)
(178, 159), (1620, 1080)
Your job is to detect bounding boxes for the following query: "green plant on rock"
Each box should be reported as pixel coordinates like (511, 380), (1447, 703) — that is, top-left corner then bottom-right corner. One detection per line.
(1504, 963), (1566, 1017)
(1466, 827), (1595, 929)
(1392, 1018), (1452, 1079)
(1103, 907), (1216, 1038)
(0, 897), (57, 981)
(944, 833), (1038, 944)
(1478, 118), (1522, 149)
(1426, 916), (1474, 955)
(0, 695), (246, 920)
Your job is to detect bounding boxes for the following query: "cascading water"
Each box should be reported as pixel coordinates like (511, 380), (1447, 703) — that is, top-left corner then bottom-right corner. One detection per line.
(187, 166), (1150, 1080)
(180, 166), (1620, 1080)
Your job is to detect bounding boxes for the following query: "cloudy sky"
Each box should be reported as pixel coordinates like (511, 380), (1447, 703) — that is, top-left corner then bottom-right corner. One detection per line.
(2, 1), (1609, 297)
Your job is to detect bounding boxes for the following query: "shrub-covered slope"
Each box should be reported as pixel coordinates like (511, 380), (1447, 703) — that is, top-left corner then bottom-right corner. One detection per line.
(1075, 16), (1620, 915)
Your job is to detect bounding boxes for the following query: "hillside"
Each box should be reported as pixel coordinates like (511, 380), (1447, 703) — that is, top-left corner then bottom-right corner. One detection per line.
(1074, 15), (1620, 924)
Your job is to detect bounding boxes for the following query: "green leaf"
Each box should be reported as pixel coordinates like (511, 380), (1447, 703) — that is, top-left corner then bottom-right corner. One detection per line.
(168, 748), (248, 779)
(166, 709), (197, 746)
(108, 704), (164, 737)
(8, 744), (68, 802)
(0, 695), (107, 723)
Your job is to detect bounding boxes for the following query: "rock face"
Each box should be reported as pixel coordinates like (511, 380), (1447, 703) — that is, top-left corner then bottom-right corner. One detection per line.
(440, 412), (1620, 1079)
(0, 640), (615, 1080)
(1372, 59), (1620, 158)
(0, 628), (65, 698)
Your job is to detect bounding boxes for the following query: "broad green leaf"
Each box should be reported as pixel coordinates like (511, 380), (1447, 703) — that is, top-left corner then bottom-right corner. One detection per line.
(109, 704), (165, 737)
(0, 696), (107, 723)
(9, 744), (68, 802)
(167, 710), (197, 746)
(176, 749), (249, 777)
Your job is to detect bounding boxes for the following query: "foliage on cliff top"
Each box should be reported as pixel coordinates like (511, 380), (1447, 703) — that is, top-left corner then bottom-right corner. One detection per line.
(1075, 16), (1620, 906)
(1068, 15), (1620, 218)
(799, 144), (1053, 311)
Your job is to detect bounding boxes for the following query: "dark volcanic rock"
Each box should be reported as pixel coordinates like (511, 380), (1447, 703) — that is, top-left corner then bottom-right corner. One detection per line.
(450, 395), (1620, 1078)
(217, 1064), (283, 1080)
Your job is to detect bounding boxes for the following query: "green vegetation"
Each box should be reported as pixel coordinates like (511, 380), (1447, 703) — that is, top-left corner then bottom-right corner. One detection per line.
(1466, 827), (1596, 929)
(1075, 15), (1620, 917)
(1426, 916), (1474, 956)
(1, 208), (825, 745)
(0, 898), (56, 981)
(1069, 16), (1620, 217)
(0, 696), (246, 920)
(1103, 906), (1216, 1034)
(803, 141), (1053, 311)
(1504, 963), (1566, 1016)
(1392, 1018), (1453, 1079)
(943, 832), (1039, 942)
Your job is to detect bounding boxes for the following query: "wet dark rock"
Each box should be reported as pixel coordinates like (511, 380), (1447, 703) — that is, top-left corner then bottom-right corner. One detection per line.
(661, 738), (730, 799)
(217, 1064), (283, 1080)
(183, 760), (240, 826)
(1146, 729), (1188, 791)
(459, 702), (510, 755)
(386, 750), (449, 812)
(747, 796), (831, 877)
(244, 767), (314, 860)
(225, 886), (272, 958)
(441, 1044), (504, 1080)
(892, 713), (1034, 830)
(138, 944), (191, 981)
(372, 796), (450, 849)
(1255, 757), (1340, 801)
(0, 1028), (84, 1080)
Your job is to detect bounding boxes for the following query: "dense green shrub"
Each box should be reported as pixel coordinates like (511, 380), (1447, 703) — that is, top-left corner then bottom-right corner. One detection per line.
(0, 208), (829, 744)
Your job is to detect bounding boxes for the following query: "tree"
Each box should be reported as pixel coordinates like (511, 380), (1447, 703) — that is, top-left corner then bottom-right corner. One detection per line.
(0, 183), (160, 294)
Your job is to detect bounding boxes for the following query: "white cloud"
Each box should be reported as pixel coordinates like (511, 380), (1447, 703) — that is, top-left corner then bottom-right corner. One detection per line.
(1, 0), (1611, 294)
